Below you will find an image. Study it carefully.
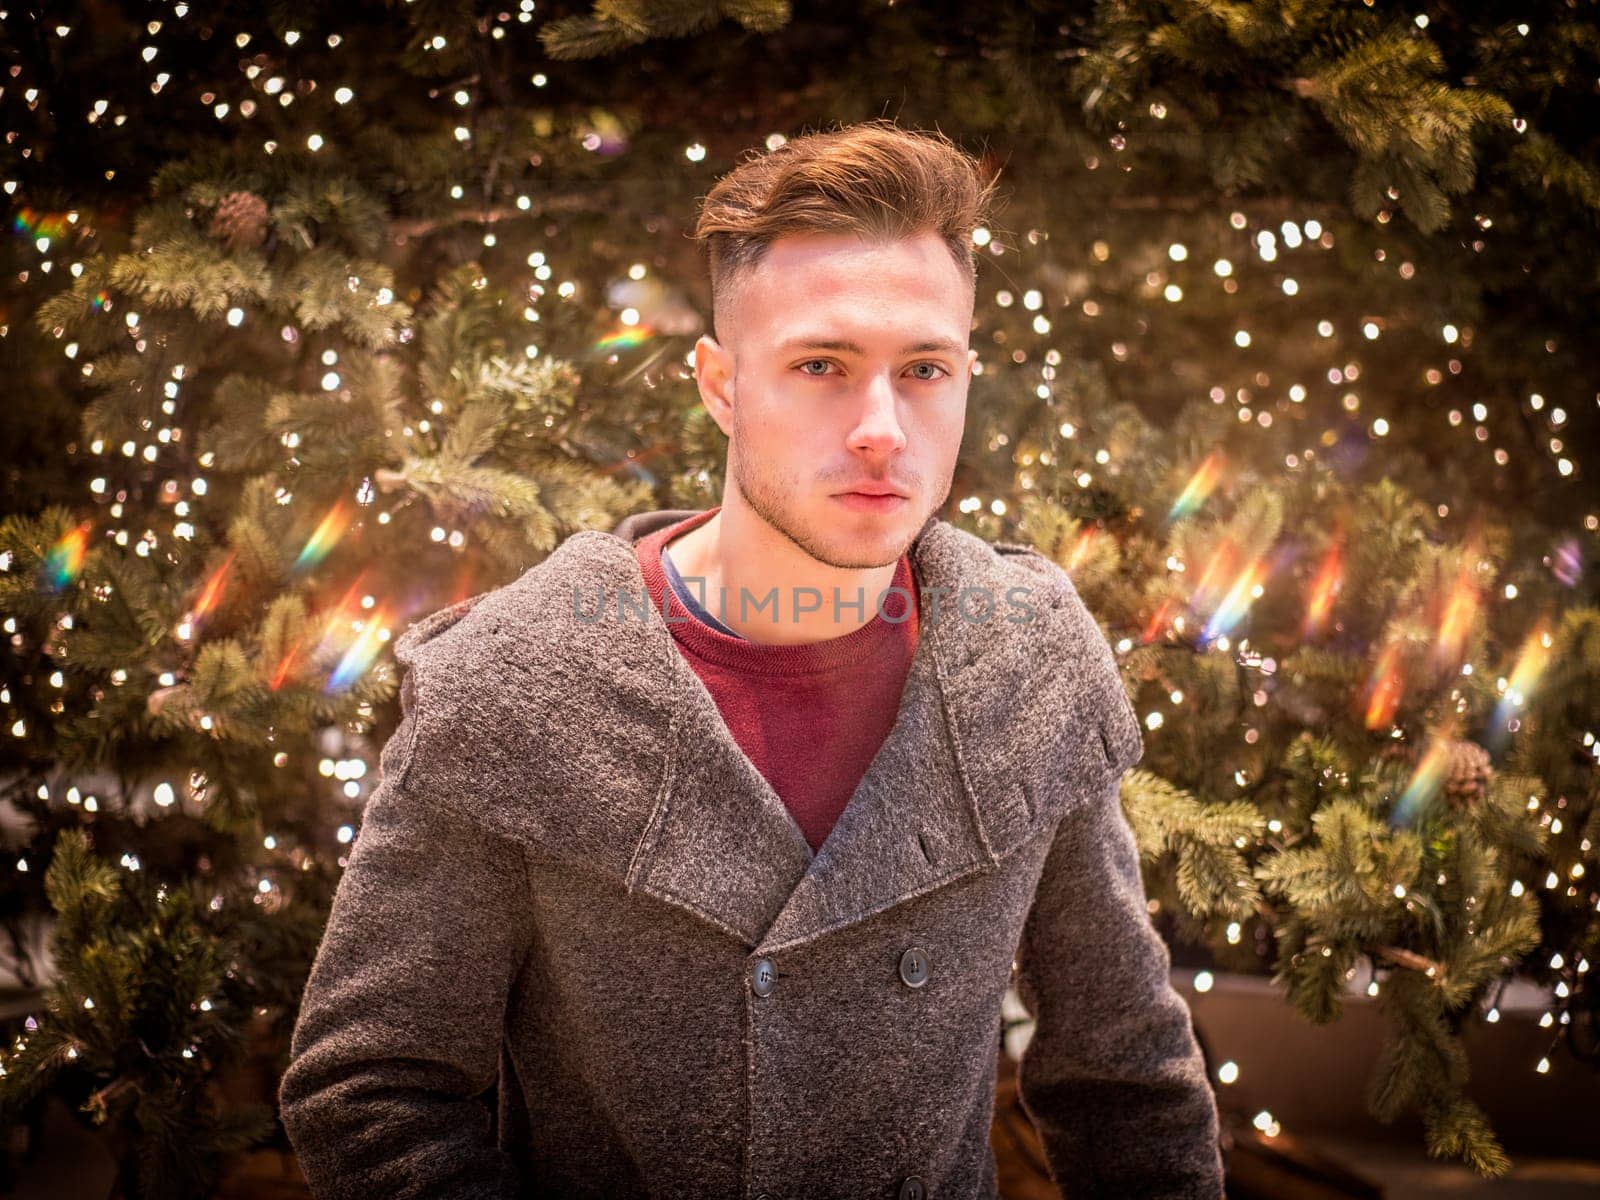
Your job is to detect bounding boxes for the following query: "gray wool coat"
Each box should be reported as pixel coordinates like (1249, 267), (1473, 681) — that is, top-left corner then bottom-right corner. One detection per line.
(278, 508), (1226, 1200)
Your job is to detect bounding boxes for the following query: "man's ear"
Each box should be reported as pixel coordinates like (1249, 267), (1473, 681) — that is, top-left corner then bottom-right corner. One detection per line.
(694, 334), (736, 435)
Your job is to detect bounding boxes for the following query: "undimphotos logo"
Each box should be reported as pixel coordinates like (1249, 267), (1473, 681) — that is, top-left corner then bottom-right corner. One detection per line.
(570, 578), (1044, 628)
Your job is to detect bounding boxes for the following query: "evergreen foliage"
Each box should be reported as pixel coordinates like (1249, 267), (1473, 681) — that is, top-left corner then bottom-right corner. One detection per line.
(1, 0), (1595, 1190)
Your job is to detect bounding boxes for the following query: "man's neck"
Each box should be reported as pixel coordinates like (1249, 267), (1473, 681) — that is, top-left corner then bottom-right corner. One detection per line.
(665, 505), (901, 645)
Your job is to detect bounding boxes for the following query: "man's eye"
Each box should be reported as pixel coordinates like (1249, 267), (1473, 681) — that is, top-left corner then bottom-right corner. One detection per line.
(794, 361), (949, 379)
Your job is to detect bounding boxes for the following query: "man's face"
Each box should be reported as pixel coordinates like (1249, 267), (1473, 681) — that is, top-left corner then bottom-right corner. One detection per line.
(693, 230), (977, 570)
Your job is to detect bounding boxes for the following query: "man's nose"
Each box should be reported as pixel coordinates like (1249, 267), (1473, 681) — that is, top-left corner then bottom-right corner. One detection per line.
(847, 375), (908, 456)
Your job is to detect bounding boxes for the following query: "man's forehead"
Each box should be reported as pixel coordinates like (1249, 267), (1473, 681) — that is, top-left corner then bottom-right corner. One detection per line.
(754, 230), (956, 280)
(758, 272), (965, 329)
(720, 232), (972, 350)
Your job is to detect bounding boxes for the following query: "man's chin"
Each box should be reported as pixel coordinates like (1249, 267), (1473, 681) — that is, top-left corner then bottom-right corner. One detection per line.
(811, 512), (919, 569)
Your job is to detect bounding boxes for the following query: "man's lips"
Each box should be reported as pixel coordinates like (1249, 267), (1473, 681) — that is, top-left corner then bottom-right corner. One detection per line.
(834, 490), (909, 512)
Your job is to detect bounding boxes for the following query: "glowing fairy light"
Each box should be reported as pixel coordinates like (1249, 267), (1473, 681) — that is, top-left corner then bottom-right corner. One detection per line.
(294, 498), (354, 571)
(1302, 532), (1344, 639)
(1364, 642), (1404, 730)
(325, 610), (390, 692)
(42, 520), (92, 589)
(1390, 732), (1451, 828)
(1167, 450), (1226, 523)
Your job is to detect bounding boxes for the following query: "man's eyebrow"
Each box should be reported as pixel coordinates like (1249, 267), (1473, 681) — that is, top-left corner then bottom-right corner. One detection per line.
(776, 336), (966, 357)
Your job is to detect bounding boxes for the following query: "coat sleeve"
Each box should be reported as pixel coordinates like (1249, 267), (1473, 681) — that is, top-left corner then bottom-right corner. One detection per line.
(1012, 693), (1225, 1198)
(278, 663), (535, 1200)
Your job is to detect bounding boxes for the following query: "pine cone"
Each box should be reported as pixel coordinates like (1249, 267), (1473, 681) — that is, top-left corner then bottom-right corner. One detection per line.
(209, 190), (269, 250)
(1378, 740), (1414, 768)
(1444, 738), (1493, 808)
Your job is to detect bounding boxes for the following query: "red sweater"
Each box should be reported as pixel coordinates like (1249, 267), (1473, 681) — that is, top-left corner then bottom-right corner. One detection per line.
(632, 507), (919, 855)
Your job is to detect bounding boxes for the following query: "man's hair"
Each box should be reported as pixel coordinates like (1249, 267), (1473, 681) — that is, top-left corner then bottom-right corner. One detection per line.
(692, 118), (1003, 343)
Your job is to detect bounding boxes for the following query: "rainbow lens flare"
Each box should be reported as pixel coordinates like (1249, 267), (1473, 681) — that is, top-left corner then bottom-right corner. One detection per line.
(1063, 525), (1099, 575)
(192, 552), (235, 620)
(1487, 617), (1554, 748)
(295, 499), (354, 571)
(42, 521), (92, 590)
(1302, 536), (1344, 640)
(1389, 733), (1450, 829)
(325, 609), (389, 693)
(275, 573), (368, 690)
(1167, 451), (1226, 524)
(1363, 641), (1404, 730)
(269, 641), (302, 691)
(1434, 567), (1479, 670)
(1200, 556), (1265, 644)
(594, 324), (653, 353)
(12, 205), (75, 242)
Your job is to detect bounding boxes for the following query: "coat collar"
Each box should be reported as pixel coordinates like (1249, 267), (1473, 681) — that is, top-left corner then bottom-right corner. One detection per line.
(394, 508), (1133, 955)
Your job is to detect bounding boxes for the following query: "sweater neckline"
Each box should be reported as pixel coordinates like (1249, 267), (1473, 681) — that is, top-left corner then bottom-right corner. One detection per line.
(634, 506), (919, 676)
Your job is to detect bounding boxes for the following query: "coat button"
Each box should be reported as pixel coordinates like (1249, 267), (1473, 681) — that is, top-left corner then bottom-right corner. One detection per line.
(898, 946), (930, 988)
(751, 956), (776, 997)
(898, 1176), (927, 1199)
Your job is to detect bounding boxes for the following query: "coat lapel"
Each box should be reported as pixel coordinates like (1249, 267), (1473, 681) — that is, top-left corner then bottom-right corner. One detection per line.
(750, 519), (1041, 954)
(608, 511), (1064, 954)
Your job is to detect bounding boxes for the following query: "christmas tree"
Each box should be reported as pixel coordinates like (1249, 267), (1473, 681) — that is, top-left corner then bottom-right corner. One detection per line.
(1, 1), (1596, 1194)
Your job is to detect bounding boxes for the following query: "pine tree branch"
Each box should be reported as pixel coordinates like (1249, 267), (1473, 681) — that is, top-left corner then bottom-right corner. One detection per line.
(389, 191), (619, 239)
(84, 1075), (137, 1122)
(1374, 943), (1443, 979)
(1103, 193), (1344, 214)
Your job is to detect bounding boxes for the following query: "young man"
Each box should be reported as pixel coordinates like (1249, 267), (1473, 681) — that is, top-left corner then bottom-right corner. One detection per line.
(280, 119), (1226, 1199)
